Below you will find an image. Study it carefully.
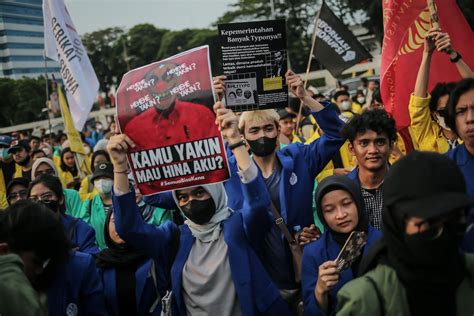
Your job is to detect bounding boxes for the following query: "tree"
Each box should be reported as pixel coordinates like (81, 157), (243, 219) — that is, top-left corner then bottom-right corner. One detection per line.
(82, 27), (127, 91)
(156, 29), (221, 74)
(125, 24), (168, 69)
(0, 77), (47, 128)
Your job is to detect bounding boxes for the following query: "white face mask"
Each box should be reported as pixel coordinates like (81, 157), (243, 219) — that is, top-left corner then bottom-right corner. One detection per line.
(94, 179), (113, 194)
(340, 100), (351, 111)
(436, 114), (452, 131)
(0, 148), (11, 160)
(357, 97), (365, 104)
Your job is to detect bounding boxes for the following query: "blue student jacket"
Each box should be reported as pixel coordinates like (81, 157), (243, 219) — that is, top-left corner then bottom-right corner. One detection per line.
(447, 144), (474, 252)
(47, 251), (106, 316)
(226, 104), (345, 234)
(301, 226), (382, 316)
(112, 177), (291, 316)
(98, 258), (167, 316)
(61, 214), (99, 255)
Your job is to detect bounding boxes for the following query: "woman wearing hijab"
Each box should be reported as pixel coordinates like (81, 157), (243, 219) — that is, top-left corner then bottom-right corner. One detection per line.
(95, 210), (166, 316)
(301, 175), (382, 316)
(31, 157), (84, 218)
(28, 174), (99, 255)
(107, 125), (290, 314)
(337, 152), (474, 315)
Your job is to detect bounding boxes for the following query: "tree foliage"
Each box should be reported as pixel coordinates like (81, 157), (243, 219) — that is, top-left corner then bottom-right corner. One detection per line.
(0, 77), (47, 127)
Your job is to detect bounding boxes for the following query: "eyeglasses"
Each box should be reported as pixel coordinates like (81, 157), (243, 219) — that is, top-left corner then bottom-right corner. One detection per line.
(29, 192), (55, 203)
(8, 189), (28, 201)
(35, 168), (55, 177)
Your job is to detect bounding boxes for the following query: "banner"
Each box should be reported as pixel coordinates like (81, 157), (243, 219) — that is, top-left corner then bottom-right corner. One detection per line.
(43, 0), (99, 131)
(116, 46), (230, 195)
(57, 83), (91, 177)
(218, 20), (288, 111)
(313, 1), (372, 77)
(381, 0), (474, 128)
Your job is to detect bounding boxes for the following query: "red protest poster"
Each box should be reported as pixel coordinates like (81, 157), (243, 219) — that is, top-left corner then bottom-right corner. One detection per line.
(116, 46), (230, 195)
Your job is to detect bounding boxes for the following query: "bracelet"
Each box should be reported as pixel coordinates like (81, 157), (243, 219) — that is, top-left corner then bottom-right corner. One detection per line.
(114, 169), (130, 174)
(450, 52), (462, 63)
(228, 140), (246, 150)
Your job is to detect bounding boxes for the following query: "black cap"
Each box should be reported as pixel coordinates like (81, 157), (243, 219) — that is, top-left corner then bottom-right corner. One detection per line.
(6, 177), (30, 196)
(383, 151), (474, 220)
(90, 162), (114, 183)
(277, 108), (297, 120)
(8, 139), (30, 154)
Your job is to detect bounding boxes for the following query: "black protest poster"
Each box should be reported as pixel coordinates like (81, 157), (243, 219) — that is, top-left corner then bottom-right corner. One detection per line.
(314, 2), (372, 77)
(218, 20), (288, 111)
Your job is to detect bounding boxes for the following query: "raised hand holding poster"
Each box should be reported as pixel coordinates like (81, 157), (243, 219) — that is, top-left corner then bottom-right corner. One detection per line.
(116, 46), (230, 195)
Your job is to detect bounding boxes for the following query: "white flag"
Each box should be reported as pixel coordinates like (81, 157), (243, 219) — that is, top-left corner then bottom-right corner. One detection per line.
(43, 0), (99, 131)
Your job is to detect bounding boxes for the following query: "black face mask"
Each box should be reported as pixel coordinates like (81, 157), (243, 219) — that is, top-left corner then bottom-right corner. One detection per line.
(17, 154), (31, 167)
(181, 198), (216, 225)
(39, 200), (60, 214)
(247, 136), (277, 157)
(404, 221), (465, 267)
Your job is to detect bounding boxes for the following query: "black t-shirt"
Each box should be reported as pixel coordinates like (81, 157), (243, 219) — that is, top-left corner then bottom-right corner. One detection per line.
(1, 160), (16, 186)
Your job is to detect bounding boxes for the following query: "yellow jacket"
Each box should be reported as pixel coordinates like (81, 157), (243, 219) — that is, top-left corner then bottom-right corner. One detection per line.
(58, 169), (76, 188)
(79, 176), (99, 201)
(409, 94), (460, 153)
(0, 192), (7, 209)
(305, 131), (356, 182)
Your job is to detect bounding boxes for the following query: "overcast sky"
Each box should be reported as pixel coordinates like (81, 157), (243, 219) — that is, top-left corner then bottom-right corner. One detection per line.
(65, 0), (237, 35)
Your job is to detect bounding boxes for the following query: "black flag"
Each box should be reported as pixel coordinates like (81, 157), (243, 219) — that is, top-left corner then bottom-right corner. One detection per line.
(313, 1), (372, 77)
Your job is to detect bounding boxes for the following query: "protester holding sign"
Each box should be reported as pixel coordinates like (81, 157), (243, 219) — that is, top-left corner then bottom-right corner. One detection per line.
(215, 69), (345, 311)
(107, 103), (291, 315)
(301, 175), (381, 316)
(117, 46), (229, 195)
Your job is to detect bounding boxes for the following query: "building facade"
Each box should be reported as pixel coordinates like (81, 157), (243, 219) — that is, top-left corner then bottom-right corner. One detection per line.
(0, 0), (61, 79)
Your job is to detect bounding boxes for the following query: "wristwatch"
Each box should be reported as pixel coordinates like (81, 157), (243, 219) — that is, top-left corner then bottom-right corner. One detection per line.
(228, 139), (246, 150)
(450, 51), (462, 63)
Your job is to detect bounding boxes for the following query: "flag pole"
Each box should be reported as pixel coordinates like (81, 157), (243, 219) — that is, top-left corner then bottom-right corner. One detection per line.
(53, 75), (85, 179)
(296, 0), (323, 135)
(426, 0), (453, 54)
(44, 50), (53, 145)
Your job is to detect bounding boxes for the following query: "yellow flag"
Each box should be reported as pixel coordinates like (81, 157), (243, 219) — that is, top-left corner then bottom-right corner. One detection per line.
(58, 86), (86, 155)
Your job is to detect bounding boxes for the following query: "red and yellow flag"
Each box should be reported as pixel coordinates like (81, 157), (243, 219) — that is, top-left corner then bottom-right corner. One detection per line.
(381, 0), (474, 129)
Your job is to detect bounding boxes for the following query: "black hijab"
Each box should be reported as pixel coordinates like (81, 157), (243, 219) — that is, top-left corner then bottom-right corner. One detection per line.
(315, 175), (369, 248)
(95, 210), (147, 316)
(95, 210), (146, 268)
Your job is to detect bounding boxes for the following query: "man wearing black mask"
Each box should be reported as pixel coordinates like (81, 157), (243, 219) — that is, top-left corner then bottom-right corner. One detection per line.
(220, 70), (345, 307)
(337, 151), (474, 315)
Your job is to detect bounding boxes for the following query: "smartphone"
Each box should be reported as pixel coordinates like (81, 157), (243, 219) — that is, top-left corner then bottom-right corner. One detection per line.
(335, 231), (368, 272)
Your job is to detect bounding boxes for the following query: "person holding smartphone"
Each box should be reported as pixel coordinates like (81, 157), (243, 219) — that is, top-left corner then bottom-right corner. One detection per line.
(301, 175), (381, 316)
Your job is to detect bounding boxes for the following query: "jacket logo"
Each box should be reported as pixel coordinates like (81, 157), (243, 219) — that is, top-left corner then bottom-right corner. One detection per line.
(289, 172), (297, 186)
(66, 303), (78, 316)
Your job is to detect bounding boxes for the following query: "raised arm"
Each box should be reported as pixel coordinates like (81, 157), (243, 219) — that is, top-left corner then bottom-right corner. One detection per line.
(414, 28), (438, 97)
(107, 134), (176, 260)
(214, 101), (273, 240)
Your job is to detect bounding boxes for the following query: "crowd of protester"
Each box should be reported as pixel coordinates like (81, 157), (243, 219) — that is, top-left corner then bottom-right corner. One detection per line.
(0, 28), (473, 315)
